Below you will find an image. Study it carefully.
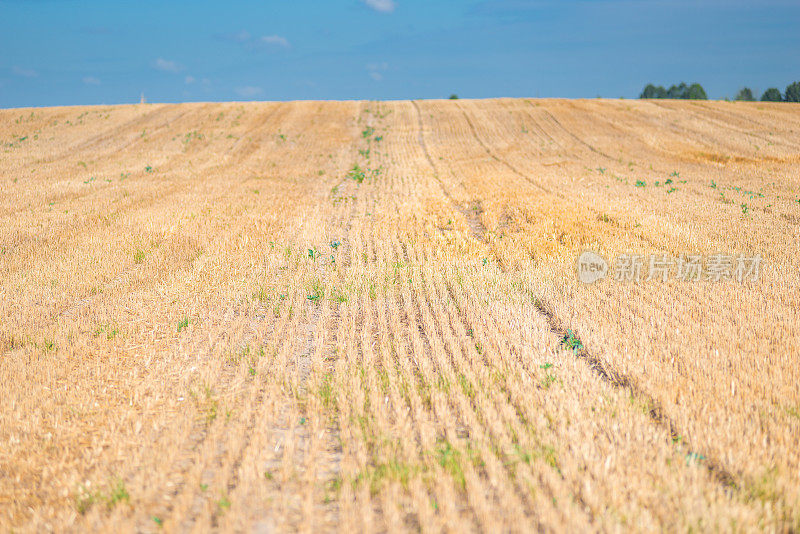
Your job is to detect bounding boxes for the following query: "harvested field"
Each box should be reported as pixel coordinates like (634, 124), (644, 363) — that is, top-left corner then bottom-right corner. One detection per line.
(1, 98), (799, 532)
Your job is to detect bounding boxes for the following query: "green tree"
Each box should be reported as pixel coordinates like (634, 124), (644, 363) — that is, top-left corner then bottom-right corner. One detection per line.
(685, 83), (707, 100)
(641, 82), (705, 100)
(667, 82), (688, 99)
(449, 94), (459, 100)
(761, 88), (782, 102)
(640, 84), (667, 99)
(734, 87), (755, 101)
(785, 81), (800, 103)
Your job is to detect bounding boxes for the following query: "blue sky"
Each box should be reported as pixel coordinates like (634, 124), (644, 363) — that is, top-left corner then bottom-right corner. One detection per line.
(1, 0), (798, 107)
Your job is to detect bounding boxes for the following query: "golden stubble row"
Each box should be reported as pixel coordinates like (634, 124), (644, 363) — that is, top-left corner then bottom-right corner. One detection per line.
(1, 98), (798, 531)
(413, 98), (800, 527)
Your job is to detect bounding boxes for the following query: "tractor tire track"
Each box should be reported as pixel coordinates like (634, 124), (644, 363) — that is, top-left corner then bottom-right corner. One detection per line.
(415, 99), (745, 506)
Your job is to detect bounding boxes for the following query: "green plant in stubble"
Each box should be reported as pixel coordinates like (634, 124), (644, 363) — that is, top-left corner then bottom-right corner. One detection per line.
(74, 477), (129, 514)
(307, 279), (325, 303)
(107, 478), (130, 507)
(561, 329), (583, 352)
(347, 164), (366, 183)
(217, 493), (231, 511)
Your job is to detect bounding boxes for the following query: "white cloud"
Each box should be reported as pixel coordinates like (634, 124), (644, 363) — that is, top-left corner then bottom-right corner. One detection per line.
(366, 62), (388, 82)
(153, 58), (182, 73)
(362, 0), (396, 12)
(236, 86), (263, 98)
(233, 29), (251, 42)
(82, 76), (101, 85)
(218, 29), (251, 43)
(185, 75), (196, 84)
(12, 66), (38, 78)
(261, 35), (290, 47)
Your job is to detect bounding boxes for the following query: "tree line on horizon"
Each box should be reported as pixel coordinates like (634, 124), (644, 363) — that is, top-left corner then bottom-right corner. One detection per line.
(640, 81), (800, 102)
